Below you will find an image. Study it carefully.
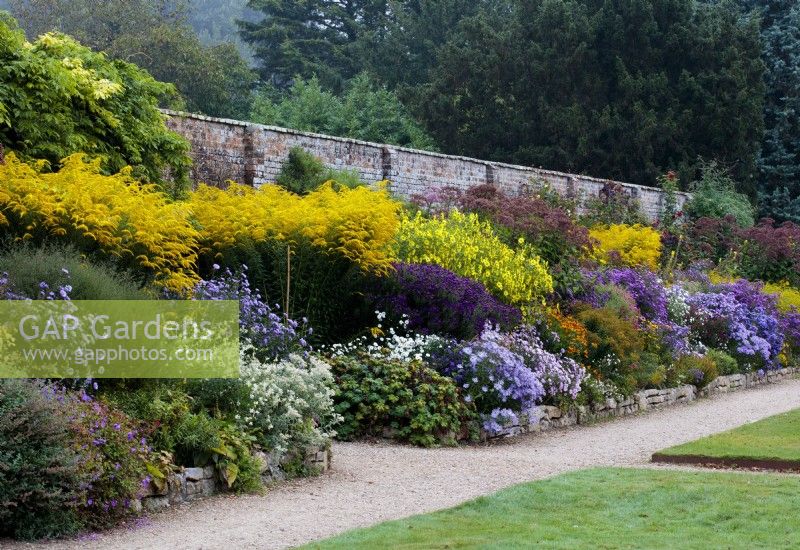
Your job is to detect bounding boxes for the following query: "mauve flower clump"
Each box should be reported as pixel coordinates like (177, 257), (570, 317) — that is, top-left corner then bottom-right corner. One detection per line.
(428, 325), (584, 434)
(687, 280), (784, 368)
(592, 268), (669, 323)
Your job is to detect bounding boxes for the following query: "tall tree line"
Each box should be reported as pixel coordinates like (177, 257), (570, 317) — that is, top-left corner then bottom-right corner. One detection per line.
(241, 0), (798, 215)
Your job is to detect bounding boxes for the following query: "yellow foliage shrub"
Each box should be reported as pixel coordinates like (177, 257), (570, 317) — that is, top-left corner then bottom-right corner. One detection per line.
(763, 282), (800, 312)
(0, 154), (199, 291)
(589, 224), (662, 269)
(707, 271), (734, 285)
(394, 211), (553, 305)
(189, 181), (401, 274)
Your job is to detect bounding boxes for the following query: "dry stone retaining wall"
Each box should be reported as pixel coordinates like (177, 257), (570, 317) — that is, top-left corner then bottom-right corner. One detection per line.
(163, 110), (690, 222)
(137, 445), (331, 512)
(485, 367), (798, 440)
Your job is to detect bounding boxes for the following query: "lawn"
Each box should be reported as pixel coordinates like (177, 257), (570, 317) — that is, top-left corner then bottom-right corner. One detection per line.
(654, 408), (800, 467)
(306, 468), (800, 549)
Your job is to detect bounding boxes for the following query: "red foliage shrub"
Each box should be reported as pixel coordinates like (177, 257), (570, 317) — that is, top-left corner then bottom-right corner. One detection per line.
(458, 184), (591, 264)
(675, 215), (743, 265)
(740, 219), (800, 286)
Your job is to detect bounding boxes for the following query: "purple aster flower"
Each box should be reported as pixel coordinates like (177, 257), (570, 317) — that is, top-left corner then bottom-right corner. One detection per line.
(369, 263), (522, 340)
(193, 268), (311, 360)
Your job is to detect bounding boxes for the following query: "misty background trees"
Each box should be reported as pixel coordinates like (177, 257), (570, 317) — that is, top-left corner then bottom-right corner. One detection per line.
(1, 0), (797, 220)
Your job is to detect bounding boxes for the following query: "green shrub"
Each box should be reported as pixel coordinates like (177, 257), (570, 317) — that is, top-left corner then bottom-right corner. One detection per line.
(171, 411), (225, 465)
(685, 161), (755, 227)
(329, 353), (472, 447)
(575, 376), (625, 408)
(175, 418), (261, 493)
(577, 306), (646, 395)
(706, 349), (739, 376)
(328, 167), (364, 189)
(207, 237), (375, 343)
(0, 243), (150, 299)
(631, 352), (668, 390)
(109, 384), (222, 463)
(276, 147), (327, 195)
(185, 378), (250, 417)
(276, 146), (364, 195)
(107, 384), (190, 453)
(0, 380), (83, 540)
(669, 354), (720, 388)
(107, 384), (261, 493)
(0, 14), (190, 194)
(154, 407), (262, 493)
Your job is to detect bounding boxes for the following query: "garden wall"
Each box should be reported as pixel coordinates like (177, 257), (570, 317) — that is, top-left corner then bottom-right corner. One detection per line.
(163, 110), (690, 222)
(485, 368), (798, 440)
(137, 445), (331, 512)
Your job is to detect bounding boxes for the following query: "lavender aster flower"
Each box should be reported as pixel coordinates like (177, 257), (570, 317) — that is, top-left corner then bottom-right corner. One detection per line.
(194, 268), (310, 360)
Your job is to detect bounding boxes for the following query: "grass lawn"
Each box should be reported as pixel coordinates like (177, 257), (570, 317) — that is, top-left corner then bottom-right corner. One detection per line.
(306, 468), (800, 549)
(654, 408), (800, 465)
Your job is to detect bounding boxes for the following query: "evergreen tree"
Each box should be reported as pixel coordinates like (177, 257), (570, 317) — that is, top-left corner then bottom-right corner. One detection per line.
(185, 0), (259, 62)
(745, 1), (800, 221)
(371, 0), (483, 89)
(413, 0), (764, 190)
(241, 0), (390, 91)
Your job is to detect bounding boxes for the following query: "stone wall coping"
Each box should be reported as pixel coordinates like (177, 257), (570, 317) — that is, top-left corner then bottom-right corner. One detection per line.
(161, 109), (691, 199)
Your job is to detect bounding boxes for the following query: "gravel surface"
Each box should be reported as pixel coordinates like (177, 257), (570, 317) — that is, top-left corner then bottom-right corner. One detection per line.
(13, 378), (800, 550)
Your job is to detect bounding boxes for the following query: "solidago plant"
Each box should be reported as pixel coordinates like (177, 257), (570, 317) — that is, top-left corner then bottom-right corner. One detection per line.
(0, 156), (404, 292)
(589, 224), (662, 270)
(0, 154), (199, 291)
(190, 181), (401, 274)
(394, 211), (553, 305)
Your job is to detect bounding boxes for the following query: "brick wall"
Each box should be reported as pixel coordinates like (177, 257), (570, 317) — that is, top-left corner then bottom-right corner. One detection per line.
(164, 110), (690, 221)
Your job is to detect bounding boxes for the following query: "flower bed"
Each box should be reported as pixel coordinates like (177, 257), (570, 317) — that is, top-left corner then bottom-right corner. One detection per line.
(3, 139), (800, 540)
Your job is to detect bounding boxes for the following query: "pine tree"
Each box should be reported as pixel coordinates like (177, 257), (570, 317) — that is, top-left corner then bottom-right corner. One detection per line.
(746, 1), (800, 221)
(241, 0), (390, 91)
(414, 0), (765, 189)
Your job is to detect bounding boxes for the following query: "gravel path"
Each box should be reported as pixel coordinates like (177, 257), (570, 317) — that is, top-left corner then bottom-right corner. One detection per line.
(16, 379), (800, 550)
